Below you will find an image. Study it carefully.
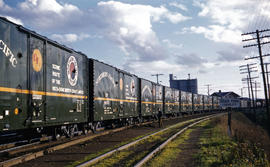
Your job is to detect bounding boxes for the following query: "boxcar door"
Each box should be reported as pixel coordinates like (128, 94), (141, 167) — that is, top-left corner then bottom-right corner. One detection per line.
(29, 36), (45, 125)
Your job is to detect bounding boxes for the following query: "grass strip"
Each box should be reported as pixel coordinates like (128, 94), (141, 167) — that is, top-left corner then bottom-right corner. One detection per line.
(195, 116), (270, 167)
(144, 119), (210, 167)
(68, 117), (204, 167)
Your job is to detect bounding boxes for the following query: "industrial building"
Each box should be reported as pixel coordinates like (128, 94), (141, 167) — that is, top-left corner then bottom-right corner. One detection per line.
(169, 74), (198, 94)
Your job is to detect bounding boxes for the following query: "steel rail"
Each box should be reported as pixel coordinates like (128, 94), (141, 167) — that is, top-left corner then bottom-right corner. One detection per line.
(0, 113), (214, 167)
(134, 113), (224, 167)
(76, 114), (218, 167)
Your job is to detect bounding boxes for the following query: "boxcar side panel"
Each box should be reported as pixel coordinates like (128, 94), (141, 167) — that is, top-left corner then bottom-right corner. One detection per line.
(140, 79), (154, 117)
(164, 86), (174, 115)
(122, 73), (139, 118)
(0, 19), (28, 131)
(186, 92), (192, 113)
(45, 45), (88, 126)
(93, 60), (120, 121)
(173, 89), (180, 114)
(155, 85), (163, 115)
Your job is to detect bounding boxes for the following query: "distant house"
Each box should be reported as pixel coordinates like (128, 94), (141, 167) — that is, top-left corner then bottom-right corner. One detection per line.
(211, 90), (240, 99)
(211, 90), (241, 109)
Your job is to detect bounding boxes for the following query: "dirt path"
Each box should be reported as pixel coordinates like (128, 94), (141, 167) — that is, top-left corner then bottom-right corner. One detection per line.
(170, 126), (203, 167)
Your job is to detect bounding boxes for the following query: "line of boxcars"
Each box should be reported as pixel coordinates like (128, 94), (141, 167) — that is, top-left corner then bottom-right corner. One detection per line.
(0, 17), (221, 138)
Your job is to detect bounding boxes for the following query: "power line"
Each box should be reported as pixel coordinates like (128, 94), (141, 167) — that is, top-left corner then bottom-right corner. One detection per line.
(151, 74), (164, 84)
(204, 84), (211, 96)
(242, 29), (270, 122)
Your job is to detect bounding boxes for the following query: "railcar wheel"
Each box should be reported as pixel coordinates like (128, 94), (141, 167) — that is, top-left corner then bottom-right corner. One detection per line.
(82, 125), (88, 135)
(68, 124), (78, 138)
(53, 128), (61, 141)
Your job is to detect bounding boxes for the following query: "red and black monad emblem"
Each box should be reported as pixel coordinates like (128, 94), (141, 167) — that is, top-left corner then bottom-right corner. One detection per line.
(67, 56), (78, 86)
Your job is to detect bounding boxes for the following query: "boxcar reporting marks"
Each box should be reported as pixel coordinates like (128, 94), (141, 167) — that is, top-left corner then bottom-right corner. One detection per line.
(0, 39), (17, 67)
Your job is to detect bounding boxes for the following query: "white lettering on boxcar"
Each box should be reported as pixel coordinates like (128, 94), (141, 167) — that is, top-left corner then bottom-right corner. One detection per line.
(95, 72), (116, 87)
(142, 85), (152, 96)
(52, 86), (84, 95)
(0, 40), (17, 67)
(52, 64), (60, 71)
(52, 71), (61, 78)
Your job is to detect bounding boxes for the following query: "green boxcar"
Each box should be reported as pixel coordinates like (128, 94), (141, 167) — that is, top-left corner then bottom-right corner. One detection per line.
(180, 91), (187, 113)
(180, 91), (192, 114)
(212, 96), (219, 110)
(164, 86), (176, 115)
(203, 95), (212, 111)
(208, 96), (213, 111)
(193, 94), (198, 113)
(193, 94), (203, 113)
(139, 78), (155, 118)
(0, 17), (89, 132)
(90, 59), (139, 123)
(198, 94), (204, 112)
(173, 89), (180, 115)
(154, 84), (163, 115)
(186, 92), (193, 113)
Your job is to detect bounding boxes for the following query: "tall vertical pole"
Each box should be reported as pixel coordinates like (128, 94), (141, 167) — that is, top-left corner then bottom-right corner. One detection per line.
(247, 75), (251, 108)
(247, 64), (255, 110)
(255, 81), (257, 107)
(265, 64), (270, 101)
(256, 30), (270, 119)
(205, 84), (211, 96)
(151, 74), (164, 84)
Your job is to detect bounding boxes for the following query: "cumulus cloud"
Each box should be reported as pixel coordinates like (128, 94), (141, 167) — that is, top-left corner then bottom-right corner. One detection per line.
(0, 0), (11, 11)
(183, 25), (242, 44)
(0, 0), (85, 31)
(50, 33), (101, 43)
(184, 0), (269, 45)
(93, 1), (190, 62)
(51, 34), (90, 43)
(0, 0), (194, 75)
(0, 0), (191, 63)
(169, 2), (188, 11)
(193, 0), (252, 29)
(124, 60), (183, 73)
(217, 45), (248, 62)
(162, 39), (183, 49)
(175, 53), (208, 68)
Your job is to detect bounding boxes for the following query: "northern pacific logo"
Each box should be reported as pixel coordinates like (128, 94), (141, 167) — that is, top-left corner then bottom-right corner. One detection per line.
(67, 56), (78, 86)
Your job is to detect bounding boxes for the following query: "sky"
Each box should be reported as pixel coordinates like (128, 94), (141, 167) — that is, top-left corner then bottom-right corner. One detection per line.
(1, 0), (270, 98)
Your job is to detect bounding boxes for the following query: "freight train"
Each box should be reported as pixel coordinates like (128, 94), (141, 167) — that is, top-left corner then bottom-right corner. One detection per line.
(0, 17), (221, 139)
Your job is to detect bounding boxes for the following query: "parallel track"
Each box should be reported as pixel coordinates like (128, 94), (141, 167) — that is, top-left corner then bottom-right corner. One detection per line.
(134, 114), (223, 167)
(0, 112), (219, 167)
(76, 113), (223, 167)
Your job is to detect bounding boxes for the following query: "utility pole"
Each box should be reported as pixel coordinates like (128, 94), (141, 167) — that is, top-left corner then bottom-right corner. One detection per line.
(246, 75), (251, 100)
(205, 84), (211, 96)
(255, 81), (257, 103)
(151, 74), (164, 84)
(242, 29), (270, 122)
(239, 64), (258, 110)
(264, 63), (270, 100)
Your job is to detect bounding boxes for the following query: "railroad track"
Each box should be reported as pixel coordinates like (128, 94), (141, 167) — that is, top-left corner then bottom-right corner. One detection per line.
(0, 112), (218, 167)
(76, 113), (223, 167)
